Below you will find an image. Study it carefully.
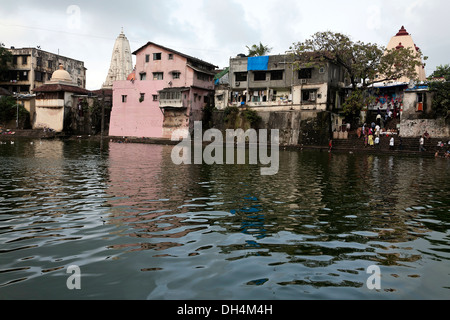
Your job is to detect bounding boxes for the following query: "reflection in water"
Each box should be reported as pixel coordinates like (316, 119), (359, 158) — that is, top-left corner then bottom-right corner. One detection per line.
(0, 140), (449, 299)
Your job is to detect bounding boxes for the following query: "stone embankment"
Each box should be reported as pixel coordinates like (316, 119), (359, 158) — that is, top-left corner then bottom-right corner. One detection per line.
(0, 129), (61, 140)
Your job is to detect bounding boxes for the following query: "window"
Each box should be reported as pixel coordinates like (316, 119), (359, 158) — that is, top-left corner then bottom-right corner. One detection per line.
(153, 72), (164, 80)
(48, 60), (53, 69)
(302, 89), (317, 103)
(35, 71), (43, 82)
(140, 93), (145, 102)
(153, 95), (158, 101)
(298, 68), (312, 79)
(172, 72), (181, 79)
(168, 53), (174, 60)
(417, 92), (426, 111)
(19, 71), (28, 81)
(235, 72), (247, 82)
(153, 53), (162, 60)
(270, 70), (283, 81)
(122, 95), (127, 103)
(36, 57), (42, 67)
(22, 56), (28, 65)
(145, 54), (150, 63)
(13, 56), (18, 65)
(140, 73), (147, 80)
(254, 72), (266, 81)
(160, 91), (181, 100)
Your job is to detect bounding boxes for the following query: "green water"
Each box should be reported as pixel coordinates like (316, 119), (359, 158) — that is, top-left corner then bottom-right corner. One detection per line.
(0, 139), (449, 300)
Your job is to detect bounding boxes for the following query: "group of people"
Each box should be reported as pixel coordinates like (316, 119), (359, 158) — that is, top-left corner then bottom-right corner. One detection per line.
(434, 138), (450, 159)
(356, 121), (399, 149)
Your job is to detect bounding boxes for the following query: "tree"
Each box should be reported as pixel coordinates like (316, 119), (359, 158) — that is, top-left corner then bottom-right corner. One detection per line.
(290, 31), (425, 118)
(290, 31), (424, 91)
(429, 64), (450, 81)
(0, 96), (29, 127)
(428, 81), (450, 118)
(0, 46), (12, 80)
(246, 42), (272, 57)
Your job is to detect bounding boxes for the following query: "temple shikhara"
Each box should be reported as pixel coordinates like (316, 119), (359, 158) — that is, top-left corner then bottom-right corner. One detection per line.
(386, 25), (427, 83)
(102, 29), (134, 89)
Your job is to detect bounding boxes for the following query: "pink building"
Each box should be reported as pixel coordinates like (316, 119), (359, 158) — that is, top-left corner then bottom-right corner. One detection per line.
(109, 42), (217, 139)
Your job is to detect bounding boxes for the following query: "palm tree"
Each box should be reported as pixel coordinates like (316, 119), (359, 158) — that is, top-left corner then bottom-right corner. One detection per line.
(246, 42), (272, 57)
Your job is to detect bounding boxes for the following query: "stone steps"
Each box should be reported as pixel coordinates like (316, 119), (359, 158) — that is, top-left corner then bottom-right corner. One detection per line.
(332, 132), (450, 155)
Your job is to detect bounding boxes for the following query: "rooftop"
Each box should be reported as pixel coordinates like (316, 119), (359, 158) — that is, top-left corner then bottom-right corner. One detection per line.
(133, 41), (218, 69)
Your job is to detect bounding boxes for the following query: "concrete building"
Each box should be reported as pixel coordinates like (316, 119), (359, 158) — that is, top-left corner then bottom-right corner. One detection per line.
(102, 30), (134, 89)
(32, 64), (91, 132)
(214, 67), (230, 110)
(0, 47), (86, 94)
(109, 41), (217, 139)
(227, 54), (345, 112)
(399, 83), (450, 138)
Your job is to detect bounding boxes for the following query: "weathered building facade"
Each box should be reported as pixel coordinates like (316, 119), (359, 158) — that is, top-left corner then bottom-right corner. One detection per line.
(109, 41), (217, 139)
(227, 54), (345, 112)
(32, 65), (92, 132)
(399, 83), (450, 138)
(0, 47), (86, 94)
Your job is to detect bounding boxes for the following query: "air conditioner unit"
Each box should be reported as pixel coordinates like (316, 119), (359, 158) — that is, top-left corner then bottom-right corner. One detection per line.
(235, 81), (240, 87)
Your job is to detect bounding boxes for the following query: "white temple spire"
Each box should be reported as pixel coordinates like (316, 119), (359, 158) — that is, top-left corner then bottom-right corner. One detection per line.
(102, 29), (133, 89)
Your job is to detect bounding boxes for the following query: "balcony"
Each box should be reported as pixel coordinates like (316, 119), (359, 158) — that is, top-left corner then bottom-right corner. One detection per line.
(159, 98), (185, 109)
(158, 87), (189, 109)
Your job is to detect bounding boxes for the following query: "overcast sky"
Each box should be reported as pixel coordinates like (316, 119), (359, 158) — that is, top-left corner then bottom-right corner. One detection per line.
(1, 0), (448, 90)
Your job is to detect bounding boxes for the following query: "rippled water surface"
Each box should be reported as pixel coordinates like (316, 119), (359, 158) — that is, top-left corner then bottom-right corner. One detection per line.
(0, 139), (449, 300)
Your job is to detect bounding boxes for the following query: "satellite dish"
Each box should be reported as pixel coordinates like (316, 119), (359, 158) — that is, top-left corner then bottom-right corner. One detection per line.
(408, 80), (415, 89)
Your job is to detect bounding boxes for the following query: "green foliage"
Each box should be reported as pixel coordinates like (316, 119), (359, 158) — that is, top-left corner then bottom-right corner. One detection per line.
(429, 64), (450, 81)
(246, 42), (272, 57)
(0, 96), (29, 125)
(342, 89), (375, 118)
(222, 106), (261, 129)
(290, 31), (424, 90)
(242, 108), (261, 126)
(202, 97), (216, 130)
(223, 106), (239, 122)
(428, 81), (450, 118)
(0, 47), (13, 80)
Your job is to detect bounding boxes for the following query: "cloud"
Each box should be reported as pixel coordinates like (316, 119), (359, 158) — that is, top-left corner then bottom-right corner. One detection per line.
(1, 0), (449, 88)
(366, 5), (382, 31)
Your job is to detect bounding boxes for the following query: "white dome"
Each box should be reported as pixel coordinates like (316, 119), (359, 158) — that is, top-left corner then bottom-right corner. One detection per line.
(50, 65), (73, 83)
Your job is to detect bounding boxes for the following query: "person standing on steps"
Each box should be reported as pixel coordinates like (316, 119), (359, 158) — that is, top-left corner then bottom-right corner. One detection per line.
(375, 135), (380, 149)
(419, 135), (426, 152)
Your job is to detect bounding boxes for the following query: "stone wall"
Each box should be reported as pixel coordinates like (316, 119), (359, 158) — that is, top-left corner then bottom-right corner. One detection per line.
(400, 118), (450, 138)
(212, 109), (331, 146)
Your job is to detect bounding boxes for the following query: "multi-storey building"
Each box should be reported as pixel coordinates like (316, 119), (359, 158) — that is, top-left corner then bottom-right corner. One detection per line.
(227, 53), (346, 112)
(0, 47), (86, 94)
(109, 41), (217, 138)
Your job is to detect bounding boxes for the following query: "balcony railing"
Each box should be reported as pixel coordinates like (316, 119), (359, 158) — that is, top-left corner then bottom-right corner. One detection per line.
(159, 99), (185, 109)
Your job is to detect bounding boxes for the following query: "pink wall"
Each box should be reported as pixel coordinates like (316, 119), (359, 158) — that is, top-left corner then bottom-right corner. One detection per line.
(109, 80), (164, 138)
